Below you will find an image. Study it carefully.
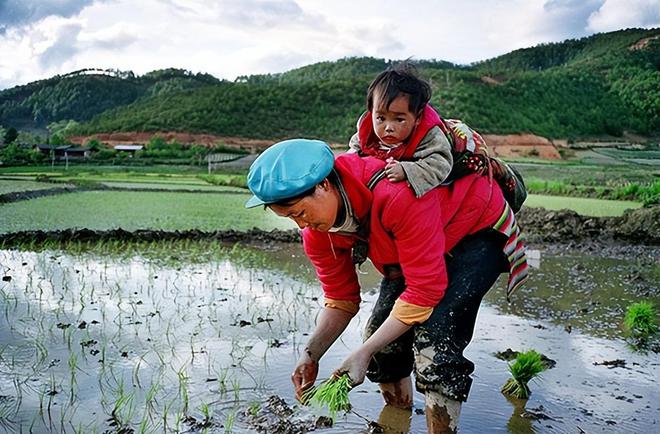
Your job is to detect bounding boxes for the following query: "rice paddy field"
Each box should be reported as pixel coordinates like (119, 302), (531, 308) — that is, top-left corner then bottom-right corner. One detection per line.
(523, 195), (642, 217)
(0, 157), (658, 433)
(0, 191), (293, 233)
(0, 240), (658, 433)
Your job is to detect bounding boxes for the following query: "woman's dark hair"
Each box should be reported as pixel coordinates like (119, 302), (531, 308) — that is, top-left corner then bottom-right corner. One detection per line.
(366, 62), (431, 116)
(268, 169), (339, 207)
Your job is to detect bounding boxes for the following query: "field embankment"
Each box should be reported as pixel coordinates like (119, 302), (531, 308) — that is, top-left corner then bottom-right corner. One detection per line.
(1, 206), (657, 248)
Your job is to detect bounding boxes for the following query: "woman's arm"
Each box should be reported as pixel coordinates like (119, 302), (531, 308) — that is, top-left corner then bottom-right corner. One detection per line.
(292, 306), (355, 399)
(335, 315), (411, 385)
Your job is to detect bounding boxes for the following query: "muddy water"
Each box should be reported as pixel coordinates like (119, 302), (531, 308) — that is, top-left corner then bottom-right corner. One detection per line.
(0, 243), (657, 433)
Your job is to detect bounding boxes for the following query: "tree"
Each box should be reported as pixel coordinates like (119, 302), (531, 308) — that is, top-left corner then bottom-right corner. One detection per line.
(3, 127), (18, 145)
(85, 138), (102, 151)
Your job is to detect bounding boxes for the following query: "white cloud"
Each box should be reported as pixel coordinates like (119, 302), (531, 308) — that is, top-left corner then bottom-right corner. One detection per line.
(587, 0), (660, 32)
(0, 0), (658, 89)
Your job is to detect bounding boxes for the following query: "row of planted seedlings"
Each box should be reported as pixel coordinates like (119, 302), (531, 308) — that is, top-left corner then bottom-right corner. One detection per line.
(0, 239), (322, 433)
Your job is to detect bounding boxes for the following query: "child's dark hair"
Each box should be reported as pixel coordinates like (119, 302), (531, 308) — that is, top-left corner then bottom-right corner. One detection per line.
(367, 62), (431, 116)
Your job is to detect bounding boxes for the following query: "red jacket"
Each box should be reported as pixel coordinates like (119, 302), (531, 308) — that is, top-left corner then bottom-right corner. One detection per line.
(302, 152), (506, 309)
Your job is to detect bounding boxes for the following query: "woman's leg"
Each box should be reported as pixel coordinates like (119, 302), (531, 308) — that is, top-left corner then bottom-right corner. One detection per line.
(364, 276), (415, 408)
(415, 230), (508, 433)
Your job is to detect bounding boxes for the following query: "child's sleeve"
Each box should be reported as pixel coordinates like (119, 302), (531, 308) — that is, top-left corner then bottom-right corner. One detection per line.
(399, 126), (453, 198)
(347, 132), (361, 154)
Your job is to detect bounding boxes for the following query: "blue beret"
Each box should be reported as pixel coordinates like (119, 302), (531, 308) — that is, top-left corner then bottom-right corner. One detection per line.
(245, 139), (334, 208)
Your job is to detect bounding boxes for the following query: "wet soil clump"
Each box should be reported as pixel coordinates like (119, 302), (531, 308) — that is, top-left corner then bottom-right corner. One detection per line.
(0, 227), (300, 246)
(245, 395), (333, 433)
(517, 206), (659, 245)
(495, 348), (557, 369)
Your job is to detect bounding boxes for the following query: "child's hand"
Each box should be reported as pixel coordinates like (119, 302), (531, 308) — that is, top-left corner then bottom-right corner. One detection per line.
(385, 158), (406, 182)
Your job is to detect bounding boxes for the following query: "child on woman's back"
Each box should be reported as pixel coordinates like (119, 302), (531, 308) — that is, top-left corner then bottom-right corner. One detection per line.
(348, 62), (453, 197)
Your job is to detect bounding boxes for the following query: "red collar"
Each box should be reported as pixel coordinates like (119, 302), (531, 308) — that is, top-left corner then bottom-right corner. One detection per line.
(357, 104), (443, 161)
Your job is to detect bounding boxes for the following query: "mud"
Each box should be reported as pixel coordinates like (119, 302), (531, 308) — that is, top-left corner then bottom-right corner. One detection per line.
(516, 206), (660, 245)
(0, 227), (300, 246)
(0, 183), (249, 204)
(494, 348), (557, 369)
(245, 395), (333, 433)
(0, 186), (81, 203)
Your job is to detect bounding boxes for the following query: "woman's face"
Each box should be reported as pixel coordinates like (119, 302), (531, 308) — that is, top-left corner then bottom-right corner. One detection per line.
(269, 180), (340, 232)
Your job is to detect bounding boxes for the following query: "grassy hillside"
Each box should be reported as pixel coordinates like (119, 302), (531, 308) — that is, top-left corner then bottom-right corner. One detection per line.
(1, 28), (658, 141)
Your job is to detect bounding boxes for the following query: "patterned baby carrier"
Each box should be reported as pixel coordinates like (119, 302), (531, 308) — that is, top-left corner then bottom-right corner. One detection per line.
(438, 119), (527, 213)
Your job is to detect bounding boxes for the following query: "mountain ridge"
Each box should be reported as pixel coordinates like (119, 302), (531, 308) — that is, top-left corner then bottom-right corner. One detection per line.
(1, 28), (657, 141)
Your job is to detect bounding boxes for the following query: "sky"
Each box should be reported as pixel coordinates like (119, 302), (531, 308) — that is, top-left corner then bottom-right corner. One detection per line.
(0, 0), (658, 90)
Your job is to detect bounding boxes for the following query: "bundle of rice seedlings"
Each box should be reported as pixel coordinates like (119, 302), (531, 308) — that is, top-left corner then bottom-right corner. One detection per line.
(501, 350), (545, 399)
(301, 373), (352, 420)
(624, 301), (657, 341)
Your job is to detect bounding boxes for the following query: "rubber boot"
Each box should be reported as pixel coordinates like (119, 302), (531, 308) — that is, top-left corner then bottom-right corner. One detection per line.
(425, 391), (462, 434)
(379, 376), (413, 409)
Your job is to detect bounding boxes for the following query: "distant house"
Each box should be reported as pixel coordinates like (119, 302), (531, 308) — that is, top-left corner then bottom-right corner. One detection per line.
(36, 144), (71, 157)
(35, 144), (91, 158)
(64, 146), (91, 158)
(114, 144), (144, 156)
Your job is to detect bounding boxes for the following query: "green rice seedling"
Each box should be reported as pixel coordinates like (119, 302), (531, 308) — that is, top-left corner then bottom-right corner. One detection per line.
(173, 411), (183, 433)
(247, 401), (260, 417)
(137, 411), (160, 434)
(231, 377), (241, 402)
(198, 402), (213, 428)
(177, 368), (189, 415)
(224, 409), (236, 434)
(302, 373), (352, 420)
(624, 301), (657, 341)
(68, 352), (78, 403)
(144, 380), (161, 416)
(32, 338), (49, 372)
(163, 398), (177, 432)
(111, 381), (136, 429)
(501, 350), (545, 399)
(215, 367), (229, 397)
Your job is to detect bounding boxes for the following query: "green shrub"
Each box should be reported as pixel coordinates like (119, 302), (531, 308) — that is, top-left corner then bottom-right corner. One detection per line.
(199, 174), (247, 188)
(93, 148), (117, 160)
(624, 301), (657, 341)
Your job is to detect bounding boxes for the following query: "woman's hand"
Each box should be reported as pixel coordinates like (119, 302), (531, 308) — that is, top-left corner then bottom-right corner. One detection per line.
(334, 346), (373, 387)
(290, 307), (355, 401)
(291, 349), (319, 402)
(385, 158), (406, 182)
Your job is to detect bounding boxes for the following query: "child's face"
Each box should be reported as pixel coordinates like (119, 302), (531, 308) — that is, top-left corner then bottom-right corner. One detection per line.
(372, 92), (421, 147)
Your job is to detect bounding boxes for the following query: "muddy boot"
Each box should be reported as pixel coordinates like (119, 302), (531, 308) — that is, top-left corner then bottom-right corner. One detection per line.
(379, 376), (413, 409)
(425, 391), (461, 434)
(377, 404), (412, 433)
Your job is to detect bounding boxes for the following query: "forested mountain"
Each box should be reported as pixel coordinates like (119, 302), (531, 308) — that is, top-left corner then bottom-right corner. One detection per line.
(1, 28), (657, 141)
(0, 68), (220, 130)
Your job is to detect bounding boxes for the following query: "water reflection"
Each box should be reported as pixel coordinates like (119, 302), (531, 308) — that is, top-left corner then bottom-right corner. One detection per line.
(505, 395), (538, 434)
(0, 242), (657, 434)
